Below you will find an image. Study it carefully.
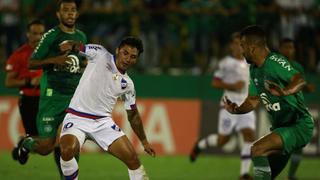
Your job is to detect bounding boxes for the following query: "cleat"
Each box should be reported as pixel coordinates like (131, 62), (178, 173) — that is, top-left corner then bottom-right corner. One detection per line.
(12, 137), (30, 165)
(189, 142), (201, 163)
(239, 174), (253, 180)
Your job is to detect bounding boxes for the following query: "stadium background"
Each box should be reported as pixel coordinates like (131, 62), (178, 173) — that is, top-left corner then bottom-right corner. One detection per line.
(0, 0), (320, 179)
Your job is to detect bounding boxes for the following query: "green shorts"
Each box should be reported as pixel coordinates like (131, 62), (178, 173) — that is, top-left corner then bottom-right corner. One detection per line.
(273, 115), (314, 154)
(36, 95), (71, 138)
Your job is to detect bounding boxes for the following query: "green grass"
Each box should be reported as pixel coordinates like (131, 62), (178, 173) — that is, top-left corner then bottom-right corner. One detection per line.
(0, 151), (319, 180)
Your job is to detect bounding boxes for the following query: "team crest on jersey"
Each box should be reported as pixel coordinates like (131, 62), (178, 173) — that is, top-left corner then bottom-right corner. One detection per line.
(121, 78), (127, 89)
(54, 54), (81, 73)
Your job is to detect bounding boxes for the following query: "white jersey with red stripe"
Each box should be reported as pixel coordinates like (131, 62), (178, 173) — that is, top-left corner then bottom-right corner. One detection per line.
(214, 55), (250, 106)
(68, 44), (136, 118)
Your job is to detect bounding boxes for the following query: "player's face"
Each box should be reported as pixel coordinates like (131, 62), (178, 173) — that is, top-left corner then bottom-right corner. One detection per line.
(57, 2), (78, 28)
(27, 24), (45, 48)
(279, 42), (295, 60)
(240, 36), (254, 64)
(230, 37), (243, 55)
(116, 45), (139, 71)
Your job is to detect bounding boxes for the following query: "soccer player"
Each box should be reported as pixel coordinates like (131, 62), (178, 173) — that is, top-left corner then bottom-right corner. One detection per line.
(279, 38), (316, 180)
(224, 25), (314, 179)
(13, 0), (87, 178)
(58, 37), (155, 180)
(5, 20), (45, 137)
(189, 32), (256, 180)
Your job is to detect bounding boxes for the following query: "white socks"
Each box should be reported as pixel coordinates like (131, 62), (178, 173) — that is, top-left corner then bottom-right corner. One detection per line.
(198, 134), (218, 149)
(60, 157), (79, 180)
(240, 142), (252, 175)
(128, 165), (149, 180)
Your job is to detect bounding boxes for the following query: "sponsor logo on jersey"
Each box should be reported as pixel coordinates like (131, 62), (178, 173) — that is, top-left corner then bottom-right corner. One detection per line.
(88, 45), (101, 51)
(121, 78), (127, 89)
(260, 93), (281, 112)
(53, 54), (81, 73)
(269, 55), (292, 71)
(111, 124), (121, 131)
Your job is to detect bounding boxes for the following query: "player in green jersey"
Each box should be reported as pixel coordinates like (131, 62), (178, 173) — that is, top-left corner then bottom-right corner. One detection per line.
(279, 38), (316, 180)
(224, 25), (314, 180)
(12, 0), (87, 178)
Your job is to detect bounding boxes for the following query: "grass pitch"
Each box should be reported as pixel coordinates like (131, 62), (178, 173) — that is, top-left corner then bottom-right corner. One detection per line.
(0, 151), (319, 179)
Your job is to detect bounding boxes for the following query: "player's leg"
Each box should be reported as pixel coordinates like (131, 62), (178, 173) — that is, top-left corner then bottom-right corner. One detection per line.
(59, 115), (86, 180)
(251, 132), (283, 180)
(108, 136), (148, 180)
(12, 96), (39, 161)
(190, 109), (234, 162)
(237, 112), (256, 179)
(239, 128), (255, 180)
(287, 148), (303, 180)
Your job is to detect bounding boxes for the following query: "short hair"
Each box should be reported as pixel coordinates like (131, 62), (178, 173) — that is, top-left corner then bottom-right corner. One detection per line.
(279, 38), (295, 46)
(57, 0), (78, 11)
(118, 36), (144, 55)
(27, 19), (45, 31)
(240, 25), (267, 46)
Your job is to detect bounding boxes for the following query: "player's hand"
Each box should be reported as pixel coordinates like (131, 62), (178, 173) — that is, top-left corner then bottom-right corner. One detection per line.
(30, 77), (41, 86)
(265, 80), (287, 96)
(53, 53), (72, 66)
(143, 142), (156, 157)
(223, 96), (238, 114)
(59, 40), (74, 53)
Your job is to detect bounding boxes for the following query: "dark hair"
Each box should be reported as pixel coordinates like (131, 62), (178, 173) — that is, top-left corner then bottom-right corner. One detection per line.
(119, 36), (144, 55)
(27, 19), (45, 31)
(279, 38), (295, 46)
(240, 25), (267, 46)
(57, 0), (78, 11)
(229, 32), (241, 43)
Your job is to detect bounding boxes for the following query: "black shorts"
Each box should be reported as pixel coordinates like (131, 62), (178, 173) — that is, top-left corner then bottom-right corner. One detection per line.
(18, 95), (40, 136)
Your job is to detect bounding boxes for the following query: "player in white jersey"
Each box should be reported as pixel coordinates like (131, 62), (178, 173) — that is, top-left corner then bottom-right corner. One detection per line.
(58, 37), (155, 180)
(190, 32), (256, 180)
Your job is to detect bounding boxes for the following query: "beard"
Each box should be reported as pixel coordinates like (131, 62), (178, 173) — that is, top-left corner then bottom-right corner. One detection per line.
(61, 19), (75, 28)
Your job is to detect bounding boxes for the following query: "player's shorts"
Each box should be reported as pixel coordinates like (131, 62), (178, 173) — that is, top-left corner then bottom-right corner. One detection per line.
(218, 108), (256, 135)
(273, 114), (314, 154)
(36, 95), (71, 138)
(60, 113), (125, 151)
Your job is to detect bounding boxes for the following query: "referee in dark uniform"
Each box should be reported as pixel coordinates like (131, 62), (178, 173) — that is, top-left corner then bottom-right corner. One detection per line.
(5, 20), (45, 136)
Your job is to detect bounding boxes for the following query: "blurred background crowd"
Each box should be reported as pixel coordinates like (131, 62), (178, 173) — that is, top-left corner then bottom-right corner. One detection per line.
(1, 0), (320, 75)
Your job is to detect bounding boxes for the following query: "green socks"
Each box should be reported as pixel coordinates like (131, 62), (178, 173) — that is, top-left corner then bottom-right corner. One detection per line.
(252, 156), (271, 180)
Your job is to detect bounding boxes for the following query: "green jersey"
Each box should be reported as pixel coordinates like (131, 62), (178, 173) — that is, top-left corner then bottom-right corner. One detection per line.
(31, 26), (87, 97)
(249, 52), (311, 129)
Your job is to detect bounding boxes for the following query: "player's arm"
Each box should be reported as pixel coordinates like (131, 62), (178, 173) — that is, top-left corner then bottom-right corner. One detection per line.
(212, 78), (245, 91)
(5, 71), (40, 88)
(127, 109), (156, 157)
(29, 53), (72, 69)
(266, 73), (306, 96)
(224, 95), (260, 114)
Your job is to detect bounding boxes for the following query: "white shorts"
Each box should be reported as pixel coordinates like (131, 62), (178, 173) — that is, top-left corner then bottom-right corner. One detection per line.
(218, 108), (256, 135)
(60, 113), (125, 151)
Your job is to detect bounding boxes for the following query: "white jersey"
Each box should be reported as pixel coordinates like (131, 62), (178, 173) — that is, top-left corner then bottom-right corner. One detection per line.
(68, 44), (136, 118)
(214, 55), (249, 106)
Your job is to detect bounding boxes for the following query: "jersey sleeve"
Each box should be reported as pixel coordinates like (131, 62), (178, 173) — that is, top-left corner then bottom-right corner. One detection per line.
(123, 85), (137, 110)
(213, 60), (225, 79)
(79, 44), (108, 61)
(31, 29), (56, 60)
(5, 53), (20, 72)
(248, 78), (258, 96)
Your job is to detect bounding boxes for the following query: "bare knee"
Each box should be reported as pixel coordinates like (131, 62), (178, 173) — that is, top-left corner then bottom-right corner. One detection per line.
(251, 143), (264, 157)
(126, 153), (140, 170)
(35, 138), (56, 155)
(60, 135), (79, 161)
(217, 135), (230, 147)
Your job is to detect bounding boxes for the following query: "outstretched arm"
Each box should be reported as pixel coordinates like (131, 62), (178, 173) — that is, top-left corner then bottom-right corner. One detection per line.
(224, 95), (260, 114)
(127, 109), (156, 157)
(265, 73), (306, 96)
